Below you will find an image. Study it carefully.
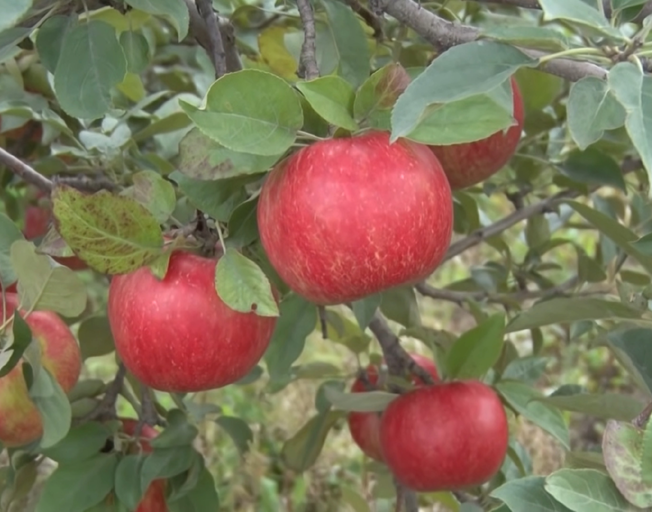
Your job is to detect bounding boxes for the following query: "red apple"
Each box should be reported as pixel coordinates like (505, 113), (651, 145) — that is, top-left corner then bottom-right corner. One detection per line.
(347, 353), (439, 462)
(0, 293), (82, 447)
(257, 130), (453, 305)
(107, 250), (278, 393)
(428, 77), (524, 190)
(379, 380), (509, 492)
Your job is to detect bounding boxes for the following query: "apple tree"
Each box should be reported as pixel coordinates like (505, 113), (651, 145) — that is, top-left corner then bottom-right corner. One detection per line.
(1, 0), (652, 510)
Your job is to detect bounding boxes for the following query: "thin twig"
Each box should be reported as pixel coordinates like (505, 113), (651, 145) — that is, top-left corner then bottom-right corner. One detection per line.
(343, 0), (384, 39)
(0, 147), (53, 192)
(77, 363), (127, 424)
(195, 0), (227, 78)
(296, 0), (320, 80)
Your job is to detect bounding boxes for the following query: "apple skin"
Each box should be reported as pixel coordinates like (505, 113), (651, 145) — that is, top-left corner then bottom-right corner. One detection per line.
(379, 380), (509, 492)
(0, 293), (82, 447)
(107, 250), (278, 393)
(257, 130), (453, 305)
(347, 353), (439, 462)
(428, 77), (525, 190)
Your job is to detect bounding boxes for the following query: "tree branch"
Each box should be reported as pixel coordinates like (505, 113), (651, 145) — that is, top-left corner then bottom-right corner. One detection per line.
(195, 0), (227, 78)
(0, 147), (53, 192)
(343, 0), (384, 39)
(415, 275), (580, 305)
(375, 0), (608, 81)
(296, 0), (320, 80)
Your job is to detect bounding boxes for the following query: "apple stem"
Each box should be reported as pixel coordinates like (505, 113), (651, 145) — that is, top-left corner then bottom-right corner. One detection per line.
(134, 386), (162, 439)
(318, 306), (328, 339)
(393, 478), (418, 512)
(633, 401), (652, 428)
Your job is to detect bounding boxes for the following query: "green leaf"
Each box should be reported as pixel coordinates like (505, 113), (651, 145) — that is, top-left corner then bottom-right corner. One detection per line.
(264, 294), (317, 381)
(149, 409), (198, 448)
(114, 454), (145, 511)
(405, 87), (516, 145)
(215, 416), (253, 456)
(10, 240), (87, 317)
(538, 0), (622, 38)
(479, 26), (569, 51)
(565, 199), (652, 273)
(319, 0), (371, 88)
(0, 312), (32, 377)
(506, 297), (642, 333)
(351, 294), (382, 330)
(354, 63), (411, 130)
(53, 20), (127, 120)
(324, 387), (397, 412)
(613, 0), (648, 8)
(124, 0), (189, 41)
(140, 445), (196, 492)
(545, 468), (638, 511)
(380, 286), (421, 329)
(167, 466), (219, 512)
(323, 310), (371, 354)
(608, 63), (652, 190)
(42, 422), (111, 464)
(497, 381), (570, 449)
(119, 30), (149, 74)
(558, 148), (626, 191)
(77, 316), (116, 360)
(502, 356), (549, 383)
(603, 419), (652, 507)
(30, 368), (72, 449)
(445, 314), (505, 379)
(35, 15), (75, 73)
(177, 128), (282, 181)
(180, 69), (303, 156)
(491, 475), (573, 512)
(0, 213), (25, 288)
(606, 327), (652, 395)
(170, 171), (250, 223)
(296, 76), (357, 130)
(227, 197), (259, 249)
(391, 41), (536, 141)
(642, 414), (652, 484)
(340, 486), (371, 512)
(281, 410), (345, 472)
(36, 454), (118, 512)
(67, 379), (106, 402)
(534, 392), (643, 422)
(567, 77), (626, 150)
(0, 0), (32, 33)
(215, 247), (279, 317)
(121, 170), (176, 224)
(51, 185), (164, 275)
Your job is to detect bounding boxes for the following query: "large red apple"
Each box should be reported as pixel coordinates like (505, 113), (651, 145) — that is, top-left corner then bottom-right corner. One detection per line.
(0, 293), (82, 447)
(347, 353), (439, 462)
(428, 77), (524, 190)
(257, 130), (453, 305)
(102, 418), (168, 512)
(379, 380), (509, 492)
(107, 250), (278, 393)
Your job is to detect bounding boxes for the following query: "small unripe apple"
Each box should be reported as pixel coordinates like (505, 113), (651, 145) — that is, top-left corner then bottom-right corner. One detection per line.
(257, 130), (453, 305)
(347, 353), (439, 462)
(428, 77), (525, 190)
(107, 250), (278, 393)
(379, 380), (509, 492)
(0, 293), (82, 447)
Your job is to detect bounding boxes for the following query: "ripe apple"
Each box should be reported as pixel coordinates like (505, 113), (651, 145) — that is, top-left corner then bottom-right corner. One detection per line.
(257, 130), (453, 305)
(107, 250), (278, 393)
(0, 293), (82, 447)
(103, 418), (168, 512)
(347, 353), (439, 462)
(428, 77), (525, 190)
(379, 380), (509, 492)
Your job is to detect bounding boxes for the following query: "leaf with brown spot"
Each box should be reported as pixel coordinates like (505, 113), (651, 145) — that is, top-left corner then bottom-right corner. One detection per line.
(353, 63), (411, 129)
(121, 170), (176, 224)
(178, 128), (284, 181)
(51, 185), (164, 275)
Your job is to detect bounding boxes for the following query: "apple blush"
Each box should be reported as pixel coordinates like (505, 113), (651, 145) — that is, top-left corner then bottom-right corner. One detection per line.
(107, 250), (277, 393)
(256, 130), (453, 305)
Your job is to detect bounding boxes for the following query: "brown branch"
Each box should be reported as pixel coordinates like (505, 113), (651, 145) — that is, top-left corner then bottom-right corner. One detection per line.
(183, 0), (242, 72)
(0, 147), (53, 192)
(470, 0), (541, 7)
(367, 312), (436, 386)
(296, 0), (320, 80)
(77, 363), (127, 424)
(375, 0), (608, 82)
(416, 275), (580, 305)
(195, 0), (228, 78)
(343, 0), (384, 40)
